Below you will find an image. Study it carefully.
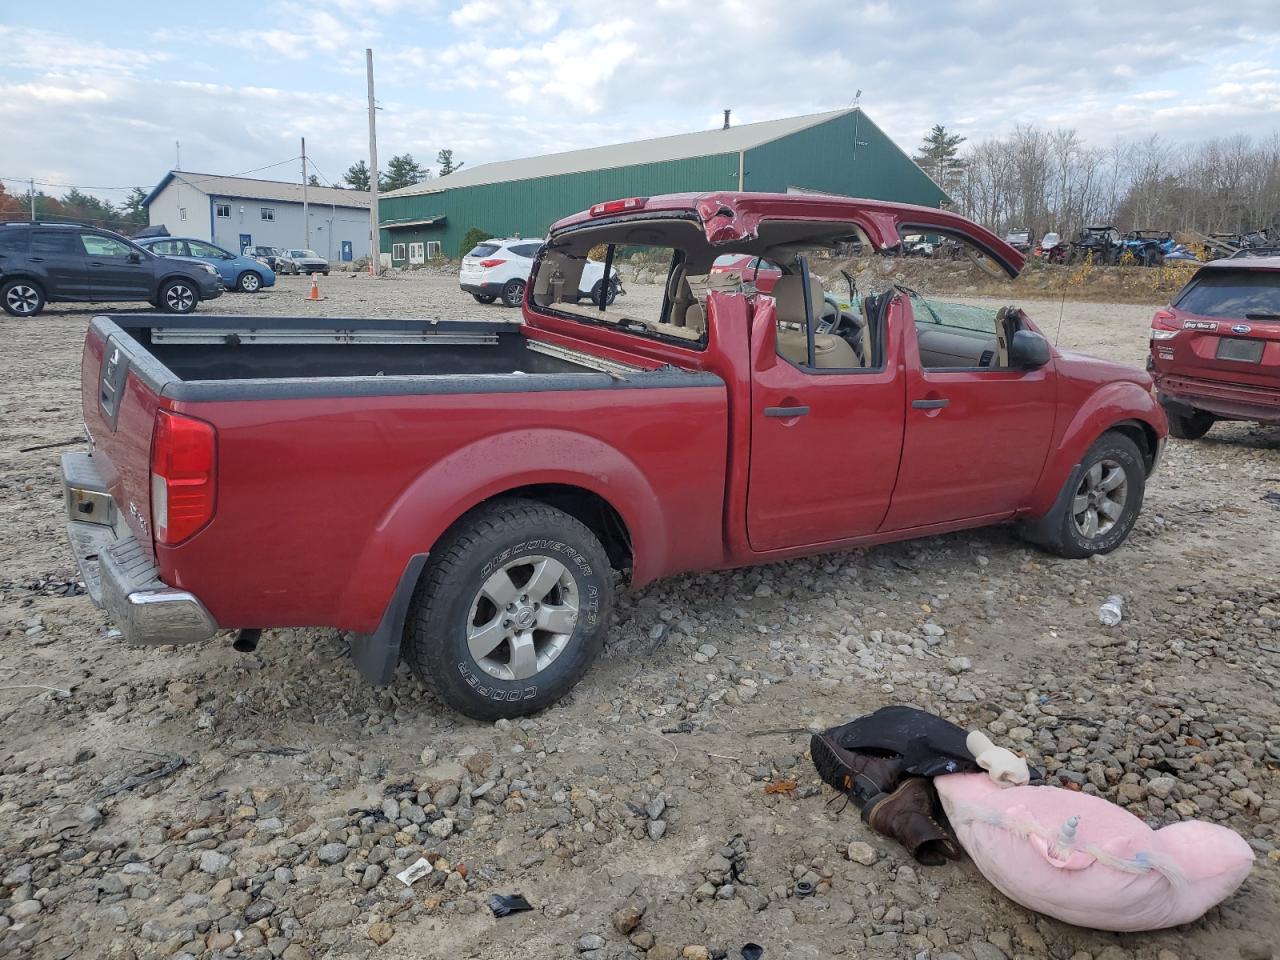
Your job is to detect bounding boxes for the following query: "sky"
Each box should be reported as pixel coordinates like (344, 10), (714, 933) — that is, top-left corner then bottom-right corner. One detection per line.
(1, 0), (1278, 206)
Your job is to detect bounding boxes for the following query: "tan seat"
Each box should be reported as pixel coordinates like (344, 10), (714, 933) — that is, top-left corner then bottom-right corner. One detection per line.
(771, 275), (858, 369)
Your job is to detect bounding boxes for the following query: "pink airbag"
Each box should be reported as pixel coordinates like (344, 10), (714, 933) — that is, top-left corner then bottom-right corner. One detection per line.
(935, 773), (1253, 931)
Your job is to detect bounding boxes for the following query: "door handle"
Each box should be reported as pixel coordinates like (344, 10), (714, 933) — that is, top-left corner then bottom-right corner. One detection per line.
(764, 405), (810, 418)
(28, 257), (45, 263)
(911, 398), (950, 409)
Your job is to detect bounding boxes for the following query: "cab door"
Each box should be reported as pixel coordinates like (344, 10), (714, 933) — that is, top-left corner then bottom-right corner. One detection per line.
(80, 232), (152, 299)
(881, 295), (1056, 530)
(746, 296), (906, 551)
(30, 228), (89, 298)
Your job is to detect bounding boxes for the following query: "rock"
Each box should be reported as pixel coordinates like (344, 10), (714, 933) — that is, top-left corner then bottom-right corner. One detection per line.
(6, 901), (42, 922)
(647, 820), (667, 841)
(578, 933), (605, 951)
(198, 851), (230, 875)
(310, 901), (358, 930)
(612, 898), (647, 935)
(282, 946), (311, 960)
(419, 746), (437, 767)
(1147, 777), (1177, 799)
(244, 898), (276, 922)
(1237, 935), (1274, 960)
(971, 942), (1009, 960)
(368, 922), (394, 945)
(317, 842), (350, 864)
(427, 817), (455, 839)
(846, 841), (878, 865)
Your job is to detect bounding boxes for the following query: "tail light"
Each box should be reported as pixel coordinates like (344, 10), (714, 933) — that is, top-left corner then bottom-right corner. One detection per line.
(589, 197), (647, 216)
(151, 410), (217, 545)
(1150, 308), (1179, 340)
(479, 258), (507, 268)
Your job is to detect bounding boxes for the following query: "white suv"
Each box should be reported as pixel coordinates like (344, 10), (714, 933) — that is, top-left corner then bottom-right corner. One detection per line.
(460, 238), (618, 308)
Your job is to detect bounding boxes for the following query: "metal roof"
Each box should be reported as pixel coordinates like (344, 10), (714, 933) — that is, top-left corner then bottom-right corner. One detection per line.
(384, 109), (857, 198)
(144, 171), (371, 209)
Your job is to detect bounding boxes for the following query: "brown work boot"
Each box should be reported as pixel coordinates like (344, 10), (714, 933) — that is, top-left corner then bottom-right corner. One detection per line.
(864, 777), (961, 866)
(810, 731), (904, 808)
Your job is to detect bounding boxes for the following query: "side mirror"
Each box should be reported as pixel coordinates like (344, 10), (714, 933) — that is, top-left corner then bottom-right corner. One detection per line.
(1009, 329), (1051, 369)
(127, 252), (142, 264)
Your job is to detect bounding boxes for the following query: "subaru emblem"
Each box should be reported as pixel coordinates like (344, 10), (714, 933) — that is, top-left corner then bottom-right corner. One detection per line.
(1231, 324), (1251, 335)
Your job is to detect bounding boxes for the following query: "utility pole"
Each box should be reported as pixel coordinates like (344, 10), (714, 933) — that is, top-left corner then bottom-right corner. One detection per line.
(30, 178), (36, 221)
(366, 48), (380, 277)
(301, 137), (309, 248)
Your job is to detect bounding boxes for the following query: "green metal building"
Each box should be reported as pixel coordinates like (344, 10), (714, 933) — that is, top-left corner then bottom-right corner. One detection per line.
(379, 108), (946, 260)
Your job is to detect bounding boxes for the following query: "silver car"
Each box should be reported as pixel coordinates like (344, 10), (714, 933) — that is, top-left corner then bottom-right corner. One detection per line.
(286, 249), (329, 276)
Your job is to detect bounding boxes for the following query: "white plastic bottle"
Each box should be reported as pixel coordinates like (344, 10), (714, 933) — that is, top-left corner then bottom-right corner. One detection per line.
(1098, 595), (1124, 627)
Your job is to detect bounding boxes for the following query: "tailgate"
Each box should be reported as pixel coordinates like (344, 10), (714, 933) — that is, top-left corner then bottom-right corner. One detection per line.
(1172, 314), (1280, 388)
(81, 322), (165, 545)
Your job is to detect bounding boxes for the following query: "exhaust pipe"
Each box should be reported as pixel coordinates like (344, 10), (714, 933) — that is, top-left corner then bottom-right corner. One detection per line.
(233, 628), (262, 653)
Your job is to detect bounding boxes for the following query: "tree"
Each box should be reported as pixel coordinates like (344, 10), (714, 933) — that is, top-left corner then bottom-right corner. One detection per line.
(307, 174), (321, 187)
(437, 149), (464, 177)
(121, 187), (148, 228)
(914, 124), (967, 196)
(344, 161), (371, 191)
(380, 154), (428, 192)
(459, 227), (492, 256)
(60, 188), (118, 225)
(0, 182), (27, 220)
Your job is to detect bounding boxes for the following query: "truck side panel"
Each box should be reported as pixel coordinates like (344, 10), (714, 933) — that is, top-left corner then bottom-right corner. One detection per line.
(159, 384), (728, 633)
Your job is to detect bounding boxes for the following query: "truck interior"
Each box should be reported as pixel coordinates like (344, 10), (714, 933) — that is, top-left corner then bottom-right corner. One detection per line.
(535, 217), (1025, 371)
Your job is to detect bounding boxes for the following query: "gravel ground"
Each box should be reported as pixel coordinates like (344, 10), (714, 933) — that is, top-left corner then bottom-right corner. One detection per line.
(2, 272), (1279, 960)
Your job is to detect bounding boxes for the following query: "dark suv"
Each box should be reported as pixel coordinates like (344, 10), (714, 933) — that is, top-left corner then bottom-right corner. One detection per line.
(0, 222), (224, 317)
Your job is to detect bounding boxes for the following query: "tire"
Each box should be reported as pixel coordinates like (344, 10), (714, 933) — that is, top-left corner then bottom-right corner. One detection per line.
(471, 293), (497, 304)
(500, 278), (525, 308)
(1166, 408), (1214, 440)
(403, 498), (613, 720)
(1030, 431), (1146, 559)
(158, 279), (200, 314)
(590, 280), (616, 307)
(237, 271), (263, 293)
(2, 279), (45, 317)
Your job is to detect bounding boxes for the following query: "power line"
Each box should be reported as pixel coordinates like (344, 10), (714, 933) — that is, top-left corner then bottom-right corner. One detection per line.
(0, 156), (304, 195)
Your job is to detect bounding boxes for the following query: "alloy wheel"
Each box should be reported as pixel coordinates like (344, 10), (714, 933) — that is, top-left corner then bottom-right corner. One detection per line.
(6, 284), (39, 315)
(465, 555), (579, 681)
(165, 284), (195, 312)
(1072, 459), (1128, 539)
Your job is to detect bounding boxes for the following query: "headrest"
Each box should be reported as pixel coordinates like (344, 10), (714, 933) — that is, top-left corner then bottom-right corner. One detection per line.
(771, 274), (825, 324)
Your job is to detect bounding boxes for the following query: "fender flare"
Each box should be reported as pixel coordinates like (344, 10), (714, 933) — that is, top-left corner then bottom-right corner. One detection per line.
(336, 428), (666, 634)
(1026, 381), (1165, 519)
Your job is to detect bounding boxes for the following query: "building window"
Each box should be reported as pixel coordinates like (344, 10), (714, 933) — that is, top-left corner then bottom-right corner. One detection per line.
(260, 207), (275, 221)
(391, 243), (406, 261)
(215, 203), (231, 218)
(179, 207), (188, 221)
(426, 241), (442, 260)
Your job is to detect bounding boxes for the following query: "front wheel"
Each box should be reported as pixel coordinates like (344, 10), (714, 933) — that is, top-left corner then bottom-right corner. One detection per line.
(237, 271), (262, 292)
(1026, 431), (1146, 559)
(403, 498), (613, 720)
(471, 293), (497, 304)
(159, 279), (200, 314)
(500, 279), (525, 308)
(2, 279), (45, 317)
(1167, 408), (1214, 440)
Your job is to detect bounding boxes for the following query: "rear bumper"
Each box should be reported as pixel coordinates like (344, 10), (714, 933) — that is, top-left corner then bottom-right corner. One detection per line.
(61, 451), (218, 646)
(1155, 373), (1280, 424)
(460, 281), (504, 297)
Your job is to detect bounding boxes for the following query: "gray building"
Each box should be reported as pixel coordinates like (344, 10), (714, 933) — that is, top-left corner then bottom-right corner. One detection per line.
(144, 171), (372, 262)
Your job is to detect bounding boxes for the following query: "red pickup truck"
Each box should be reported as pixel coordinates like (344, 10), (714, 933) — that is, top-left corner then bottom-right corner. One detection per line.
(62, 192), (1166, 719)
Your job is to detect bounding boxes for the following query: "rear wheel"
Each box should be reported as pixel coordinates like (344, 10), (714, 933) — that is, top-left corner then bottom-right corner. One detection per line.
(500, 278), (525, 308)
(2, 279), (44, 317)
(472, 293), (497, 304)
(590, 279), (617, 307)
(1166, 408), (1215, 440)
(1027, 431), (1146, 559)
(403, 498), (613, 720)
(159, 279), (199, 314)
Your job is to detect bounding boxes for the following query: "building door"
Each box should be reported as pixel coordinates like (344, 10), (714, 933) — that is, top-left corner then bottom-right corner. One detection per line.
(340, 240), (353, 262)
(409, 242), (425, 265)
(239, 233), (252, 254)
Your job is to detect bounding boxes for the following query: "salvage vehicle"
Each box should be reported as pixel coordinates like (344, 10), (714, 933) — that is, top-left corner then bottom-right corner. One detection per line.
(1148, 257), (1280, 438)
(60, 192), (1166, 720)
(1, 222), (222, 317)
(1035, 231), (1068, 264)
(1004, 227), (1033, 253)
(710, 253), (782, 292)
(1068, 225), (1123, 265)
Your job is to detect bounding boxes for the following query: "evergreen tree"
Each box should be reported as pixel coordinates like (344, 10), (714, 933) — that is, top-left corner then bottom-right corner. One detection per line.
(380, 154), (428, 192)
(343, 160), (371, 191)
(913, 124), (967, 194)
(121, 187), (148, 227)
(436, 149), (463, 177)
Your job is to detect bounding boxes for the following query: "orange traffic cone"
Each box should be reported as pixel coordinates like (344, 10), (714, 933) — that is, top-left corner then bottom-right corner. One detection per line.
(308, 275), (320, 301)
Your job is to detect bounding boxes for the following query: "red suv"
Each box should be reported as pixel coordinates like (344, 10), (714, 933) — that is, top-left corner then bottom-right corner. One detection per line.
(1149, 257), (1280, 438)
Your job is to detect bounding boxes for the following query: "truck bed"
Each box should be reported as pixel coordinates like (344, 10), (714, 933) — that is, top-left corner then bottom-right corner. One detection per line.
(107, 315), (623, 391)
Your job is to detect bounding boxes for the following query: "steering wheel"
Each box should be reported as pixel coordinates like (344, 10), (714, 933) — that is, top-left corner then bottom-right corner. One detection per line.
(816, 293), (843, 334)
